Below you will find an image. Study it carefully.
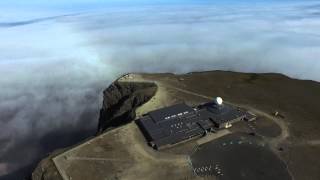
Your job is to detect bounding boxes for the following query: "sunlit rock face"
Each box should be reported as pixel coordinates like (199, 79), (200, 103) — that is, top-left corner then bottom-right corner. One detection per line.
(0, 0), (320, 179)
(97, 81), (157, 133)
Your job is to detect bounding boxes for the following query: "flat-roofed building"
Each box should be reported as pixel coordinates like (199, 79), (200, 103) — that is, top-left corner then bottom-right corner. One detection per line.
(136, 98), (256, 149)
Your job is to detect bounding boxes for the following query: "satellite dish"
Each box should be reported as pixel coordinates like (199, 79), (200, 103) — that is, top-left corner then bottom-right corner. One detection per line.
(214, 97), (223, 105)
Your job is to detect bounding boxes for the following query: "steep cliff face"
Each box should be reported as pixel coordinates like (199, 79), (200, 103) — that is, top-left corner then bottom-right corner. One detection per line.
(32, 79), (157, 180)
(97, 81), (157, 133)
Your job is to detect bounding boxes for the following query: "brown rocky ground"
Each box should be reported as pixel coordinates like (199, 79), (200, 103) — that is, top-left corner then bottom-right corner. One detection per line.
(33, 71), (320, 180)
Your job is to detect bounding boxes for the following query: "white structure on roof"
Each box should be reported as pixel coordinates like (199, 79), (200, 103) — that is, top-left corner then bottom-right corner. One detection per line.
(214, 97), (223, 106)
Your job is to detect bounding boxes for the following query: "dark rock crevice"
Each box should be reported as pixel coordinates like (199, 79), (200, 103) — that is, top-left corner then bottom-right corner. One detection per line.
(97, 81), (157, 134)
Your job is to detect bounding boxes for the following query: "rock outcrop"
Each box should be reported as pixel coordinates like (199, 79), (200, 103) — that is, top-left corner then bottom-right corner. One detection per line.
(32, 78), (157, 180)
(97, 81), (157, 134)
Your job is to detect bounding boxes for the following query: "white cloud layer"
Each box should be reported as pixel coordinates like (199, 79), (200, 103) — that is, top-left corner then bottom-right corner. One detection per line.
(0, 0), (320, 178)
(75, 2), (320, 80)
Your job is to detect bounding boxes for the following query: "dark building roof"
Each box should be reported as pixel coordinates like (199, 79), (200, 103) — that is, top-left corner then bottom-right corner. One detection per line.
(198, 103), (247, 126)
(136, 102), (255, 149)
(148, 103), (195, 123)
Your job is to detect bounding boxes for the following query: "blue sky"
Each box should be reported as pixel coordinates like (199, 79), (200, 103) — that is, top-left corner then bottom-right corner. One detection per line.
(1, 0), (179, 9)
(1, 0), (319, 18)
(0, 0), (318, 20)
(0, 0), (310, 10)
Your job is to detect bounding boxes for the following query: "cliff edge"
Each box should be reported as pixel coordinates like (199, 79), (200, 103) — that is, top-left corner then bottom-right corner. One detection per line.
(32, 71), (320, 180)
(32, 76), (157, 180)
(97, 80), (157, 133)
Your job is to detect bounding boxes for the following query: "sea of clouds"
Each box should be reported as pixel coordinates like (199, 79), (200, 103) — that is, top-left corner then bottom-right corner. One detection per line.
(0, 0), (320, 179)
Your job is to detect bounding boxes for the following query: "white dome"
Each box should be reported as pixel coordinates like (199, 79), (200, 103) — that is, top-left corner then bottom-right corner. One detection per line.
(215, 97), (223, 105)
